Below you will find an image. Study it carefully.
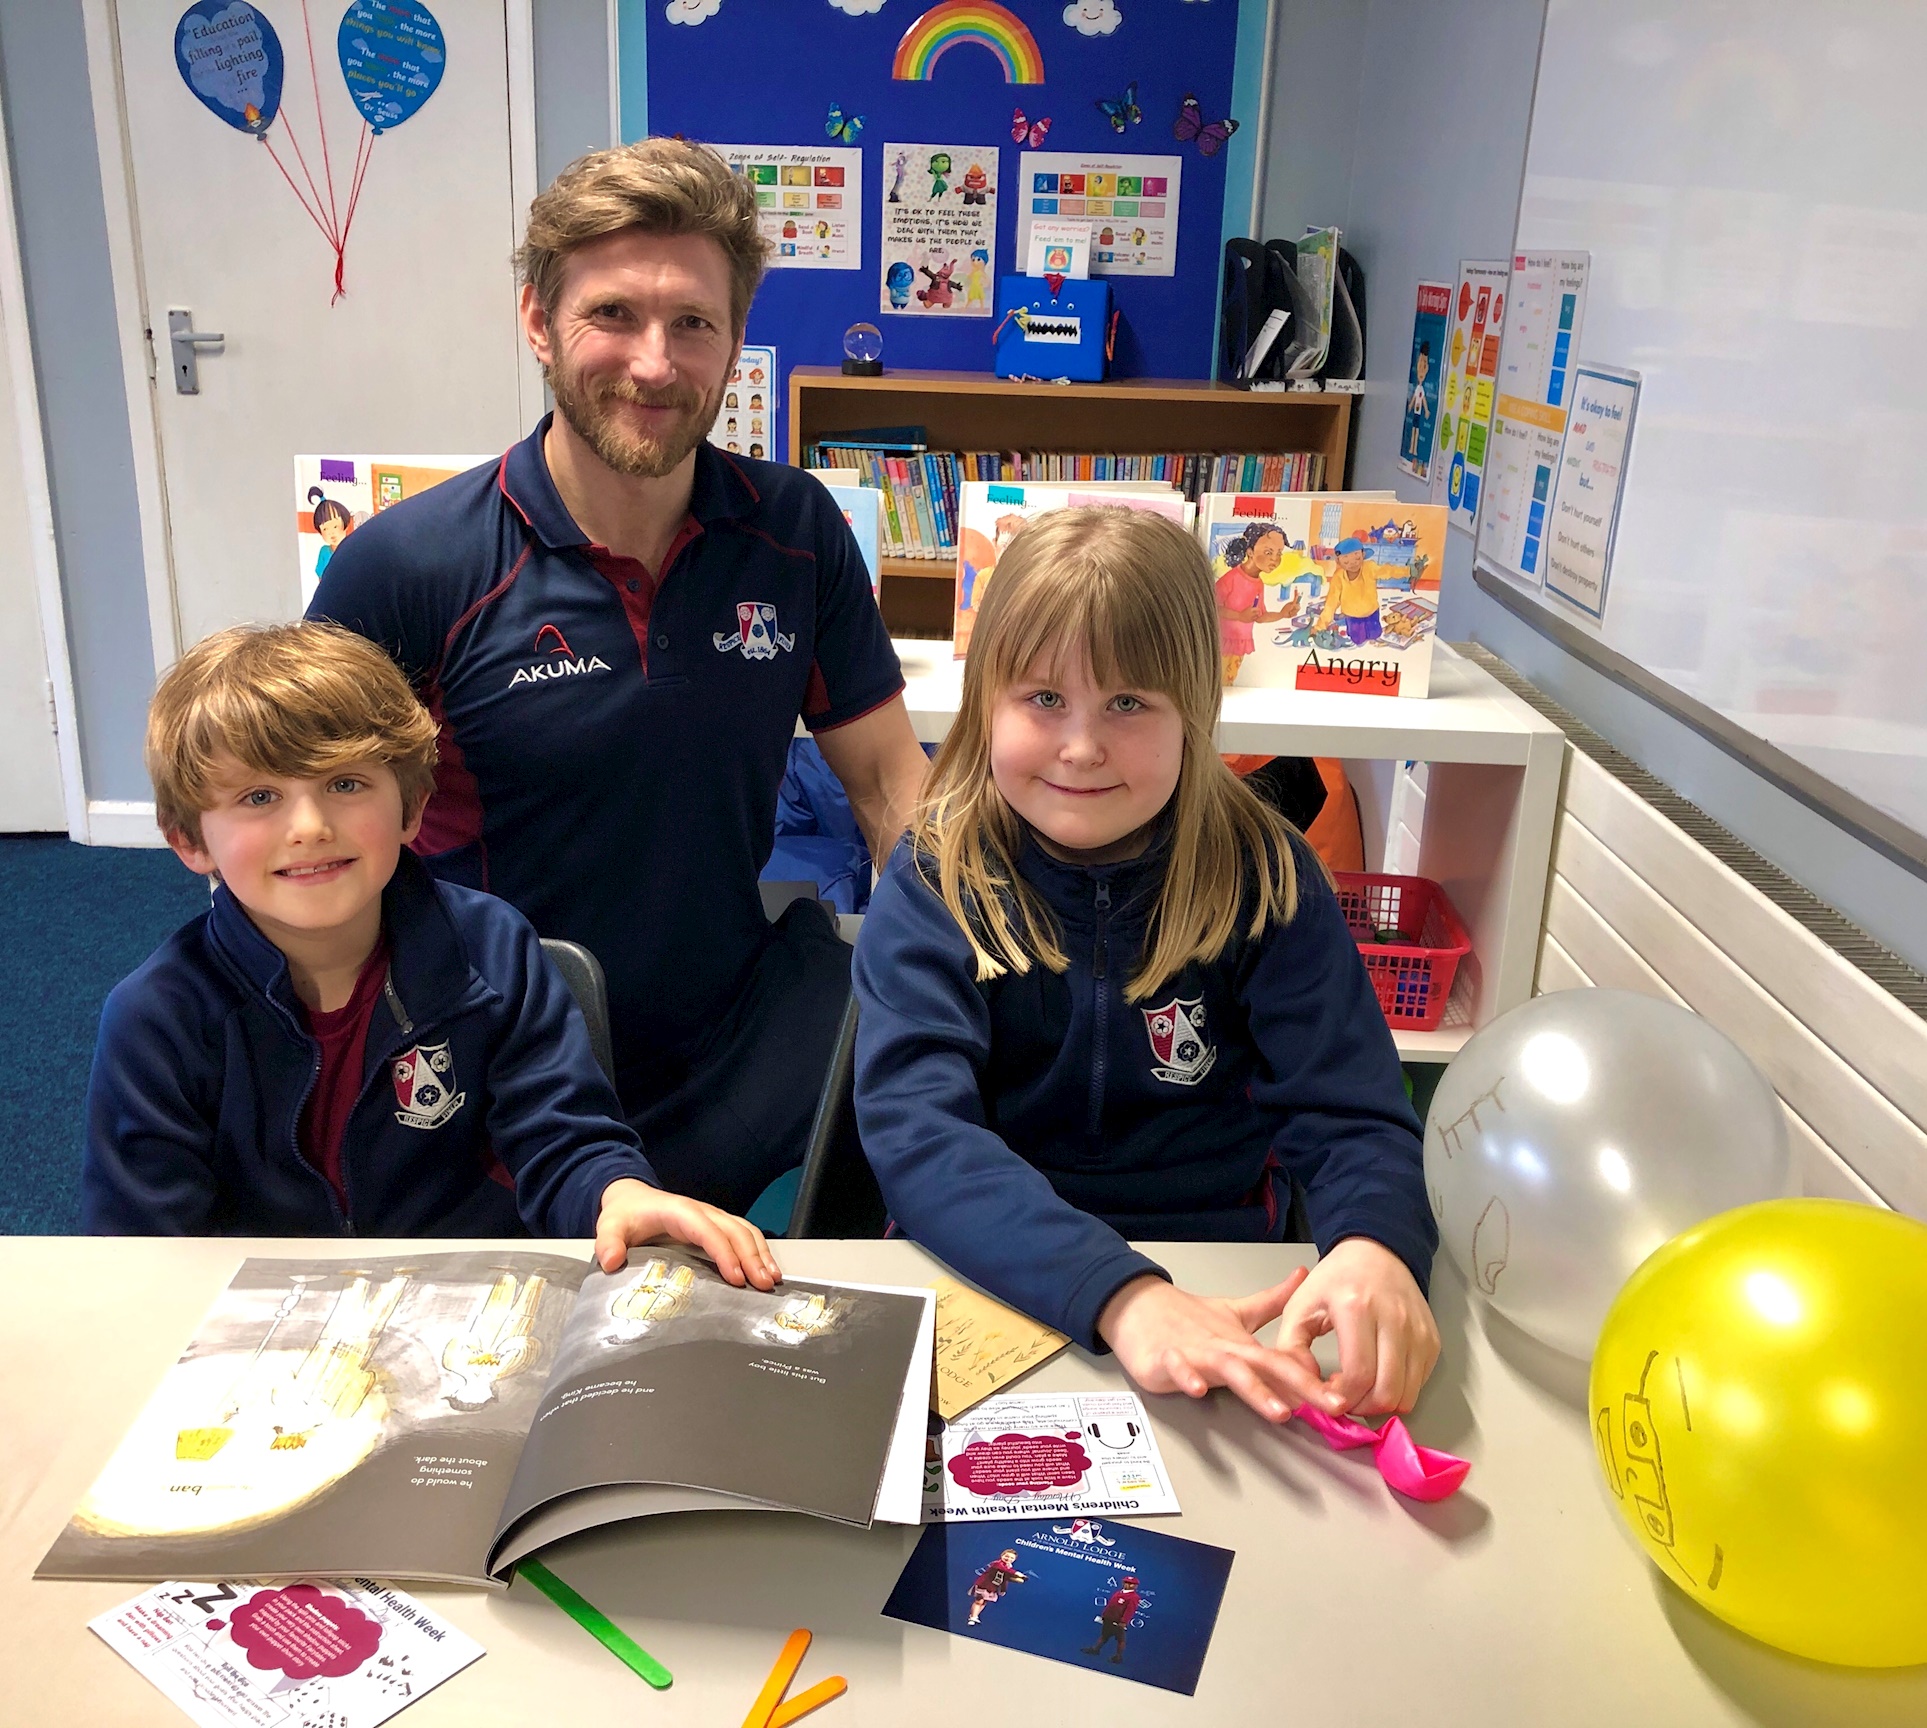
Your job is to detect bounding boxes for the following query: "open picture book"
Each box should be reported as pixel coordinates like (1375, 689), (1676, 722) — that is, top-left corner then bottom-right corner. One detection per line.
(39, 1249), (934, 1588)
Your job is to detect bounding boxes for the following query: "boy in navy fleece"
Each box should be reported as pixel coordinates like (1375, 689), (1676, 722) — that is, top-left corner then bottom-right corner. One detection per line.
(84, 621), (775, 1289)
(854, 509), (1439, 1425)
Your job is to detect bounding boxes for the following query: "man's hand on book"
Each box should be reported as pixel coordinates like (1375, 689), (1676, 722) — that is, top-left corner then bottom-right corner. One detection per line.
(594, 1179), (781, 1291)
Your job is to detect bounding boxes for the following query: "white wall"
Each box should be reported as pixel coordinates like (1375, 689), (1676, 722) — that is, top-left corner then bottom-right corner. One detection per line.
(1256, 0), (1927, 977)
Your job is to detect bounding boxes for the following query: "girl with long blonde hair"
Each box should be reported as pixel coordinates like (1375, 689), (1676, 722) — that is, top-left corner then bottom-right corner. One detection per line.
(853, 508), (1440, 1426)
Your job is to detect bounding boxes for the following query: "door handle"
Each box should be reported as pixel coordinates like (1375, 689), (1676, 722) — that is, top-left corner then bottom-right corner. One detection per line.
(168, 308), (225, 394)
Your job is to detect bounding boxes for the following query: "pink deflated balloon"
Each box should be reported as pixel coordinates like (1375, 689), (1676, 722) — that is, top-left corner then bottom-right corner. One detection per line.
(1290, 1406), (1470, 1503)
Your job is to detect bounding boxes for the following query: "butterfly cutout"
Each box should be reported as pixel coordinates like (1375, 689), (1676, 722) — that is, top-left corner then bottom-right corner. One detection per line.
(1172, 92), (1238, 156)
(1012, 108), (1052, 149)
(825, 102), (864, 145)
(1095, 80), (1141, 134)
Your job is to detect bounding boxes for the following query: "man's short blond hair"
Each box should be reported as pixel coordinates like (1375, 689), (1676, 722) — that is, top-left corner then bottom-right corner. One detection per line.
(516, 138), (770, 332)
(148, 621), (438, 849)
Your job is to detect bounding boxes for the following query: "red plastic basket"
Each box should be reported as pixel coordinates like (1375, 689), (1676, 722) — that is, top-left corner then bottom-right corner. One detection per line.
(1331, 873), (1472, 1032)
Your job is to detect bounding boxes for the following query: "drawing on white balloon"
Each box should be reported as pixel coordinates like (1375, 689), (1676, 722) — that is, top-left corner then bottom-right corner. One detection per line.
(1435, 1074), (1506, 1158)
(1471, 1195), (1510, 1293)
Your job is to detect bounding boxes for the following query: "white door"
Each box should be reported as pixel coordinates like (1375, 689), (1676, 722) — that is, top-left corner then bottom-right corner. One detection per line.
(0, 89), (70, 833)
(103, 1), (537, 655)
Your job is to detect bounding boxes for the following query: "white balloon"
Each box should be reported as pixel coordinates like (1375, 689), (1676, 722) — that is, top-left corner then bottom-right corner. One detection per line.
(1423, 990), (1791, 1359)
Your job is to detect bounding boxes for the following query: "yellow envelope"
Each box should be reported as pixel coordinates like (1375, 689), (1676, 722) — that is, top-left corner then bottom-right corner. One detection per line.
(929, 1278), (1069, 1421)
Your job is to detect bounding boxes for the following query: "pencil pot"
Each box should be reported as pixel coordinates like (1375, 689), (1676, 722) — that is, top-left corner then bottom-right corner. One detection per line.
(993, 276), (1115, 381)
(1331, 873), (1471, 1032)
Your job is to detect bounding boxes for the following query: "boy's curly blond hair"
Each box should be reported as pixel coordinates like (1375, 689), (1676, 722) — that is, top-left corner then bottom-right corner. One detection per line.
(147, 621), (437, 848)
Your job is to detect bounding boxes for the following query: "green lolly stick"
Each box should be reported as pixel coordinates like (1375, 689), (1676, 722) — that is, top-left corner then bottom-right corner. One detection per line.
(518, 1557), (673, 1690)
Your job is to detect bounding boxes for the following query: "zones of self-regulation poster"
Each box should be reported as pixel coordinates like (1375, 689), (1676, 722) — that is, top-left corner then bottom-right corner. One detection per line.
(715, 144), (863, 269)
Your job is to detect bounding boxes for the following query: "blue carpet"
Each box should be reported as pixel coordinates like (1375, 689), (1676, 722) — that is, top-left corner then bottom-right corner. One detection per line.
(0, 836), (208, 1234)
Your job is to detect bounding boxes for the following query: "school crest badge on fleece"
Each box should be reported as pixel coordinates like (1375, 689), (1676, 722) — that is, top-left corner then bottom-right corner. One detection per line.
(392, 1041), (466, 1129)
(1142, 998), (1215, 1086)
(713, 601), (796, 659)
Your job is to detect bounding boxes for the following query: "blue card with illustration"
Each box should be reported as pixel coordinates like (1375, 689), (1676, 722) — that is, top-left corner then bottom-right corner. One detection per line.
(882, 1517), (1234, 1696)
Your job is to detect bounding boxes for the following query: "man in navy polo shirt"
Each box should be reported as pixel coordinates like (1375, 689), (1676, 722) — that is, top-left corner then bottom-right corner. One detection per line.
(311, 139), (928, 1212)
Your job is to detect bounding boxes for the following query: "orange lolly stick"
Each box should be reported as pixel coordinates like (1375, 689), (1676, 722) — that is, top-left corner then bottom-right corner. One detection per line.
(769, 1675), (848, 1728)
(743, 1629), (811, 1728)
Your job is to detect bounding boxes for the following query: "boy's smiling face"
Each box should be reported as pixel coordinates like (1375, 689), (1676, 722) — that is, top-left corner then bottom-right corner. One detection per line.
(168, 753), (421, 961)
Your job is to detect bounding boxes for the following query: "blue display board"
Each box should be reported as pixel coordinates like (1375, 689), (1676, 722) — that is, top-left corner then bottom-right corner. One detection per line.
(621, 0), (1253, 393)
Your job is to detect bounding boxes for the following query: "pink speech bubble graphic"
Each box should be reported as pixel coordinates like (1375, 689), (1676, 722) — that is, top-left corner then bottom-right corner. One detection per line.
(229, 1585), (382, 1680)
(948, 1431), (1092, 1496)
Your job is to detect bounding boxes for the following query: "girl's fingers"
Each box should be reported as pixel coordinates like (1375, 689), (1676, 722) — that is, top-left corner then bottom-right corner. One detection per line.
(1231, 1267), (1309, 1334)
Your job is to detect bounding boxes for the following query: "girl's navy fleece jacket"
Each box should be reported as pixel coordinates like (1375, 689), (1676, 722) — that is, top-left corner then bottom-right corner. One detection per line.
(852, 831), (1437, 1348)
(83, 851), (655, 1238)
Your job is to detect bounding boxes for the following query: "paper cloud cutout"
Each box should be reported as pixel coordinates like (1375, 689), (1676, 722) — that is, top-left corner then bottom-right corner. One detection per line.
(828, 0), (887, 11)
(665, 0), (722, 22)
(1063, 0), (1122, 35)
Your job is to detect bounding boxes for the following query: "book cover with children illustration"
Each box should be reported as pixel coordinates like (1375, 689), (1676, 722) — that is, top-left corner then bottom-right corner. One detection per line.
(884, 1516), (1235, 1695)
(294, 456), (484, 610)
(1197, 493), (1445, 697)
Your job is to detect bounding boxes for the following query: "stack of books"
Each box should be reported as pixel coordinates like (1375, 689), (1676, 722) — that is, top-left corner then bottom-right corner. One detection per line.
(802, 432), (1329, 561)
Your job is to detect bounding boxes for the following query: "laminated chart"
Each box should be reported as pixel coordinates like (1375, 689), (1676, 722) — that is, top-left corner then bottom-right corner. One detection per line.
(1017, 153), (1182, 278)
(715, 144), (863, 269)
(1429, 260), (1510, 531)
(1476, 251), (1589, 584)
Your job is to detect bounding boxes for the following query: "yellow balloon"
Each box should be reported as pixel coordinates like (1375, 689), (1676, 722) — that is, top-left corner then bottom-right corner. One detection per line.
(1590, 1199), (1927, 1667)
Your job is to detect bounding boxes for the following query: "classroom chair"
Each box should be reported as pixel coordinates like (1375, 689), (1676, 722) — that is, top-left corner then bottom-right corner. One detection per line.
(539, 938), (617, 1090)
(786, 994), (888, 1239)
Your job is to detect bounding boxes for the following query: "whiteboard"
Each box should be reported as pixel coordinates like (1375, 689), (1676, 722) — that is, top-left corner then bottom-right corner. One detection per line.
(1489, 0), (1927, 853)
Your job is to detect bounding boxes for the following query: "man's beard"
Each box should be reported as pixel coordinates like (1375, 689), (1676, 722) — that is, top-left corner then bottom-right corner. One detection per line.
(547, 351), (720, 479)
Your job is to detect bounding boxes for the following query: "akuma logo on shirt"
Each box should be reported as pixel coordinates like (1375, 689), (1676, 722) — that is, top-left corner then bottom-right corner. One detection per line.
(393, 1041), (466, 1129)
(1142, 996), (1216, 1085)
(508, 622), (610, 689)
(713, 601), (795, 660)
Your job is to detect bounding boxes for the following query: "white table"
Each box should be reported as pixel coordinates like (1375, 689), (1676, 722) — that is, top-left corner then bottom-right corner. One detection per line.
(893, 638), (1567, 1062)
(10, 1237), (1920, 1724)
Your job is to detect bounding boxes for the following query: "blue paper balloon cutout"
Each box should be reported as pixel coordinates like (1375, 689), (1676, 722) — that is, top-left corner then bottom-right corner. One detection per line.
(174, 1), (284, 136)
(338, 1), (446, 135)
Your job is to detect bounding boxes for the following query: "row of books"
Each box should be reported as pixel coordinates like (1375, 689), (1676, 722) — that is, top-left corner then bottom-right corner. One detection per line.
(801, 443), (1330, 559)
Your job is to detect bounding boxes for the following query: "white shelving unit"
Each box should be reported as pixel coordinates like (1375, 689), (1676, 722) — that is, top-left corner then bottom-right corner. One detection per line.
(893, 639), (1567, 1061)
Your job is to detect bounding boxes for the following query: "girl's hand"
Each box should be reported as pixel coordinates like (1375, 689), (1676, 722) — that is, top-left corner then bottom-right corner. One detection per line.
(1096, 1267), (1325, 1423)
(593, 1178), (781, 1291)
(1272, 1237), (1440, 1416)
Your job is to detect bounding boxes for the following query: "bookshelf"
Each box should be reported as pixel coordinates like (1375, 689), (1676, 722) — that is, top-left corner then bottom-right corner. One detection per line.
(787, 368), (1356, 638)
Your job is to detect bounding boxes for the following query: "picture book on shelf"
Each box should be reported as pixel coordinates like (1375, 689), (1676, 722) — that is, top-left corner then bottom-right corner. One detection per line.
(1196, 493), (1443, 697)
(952, 480), (1188, 656)
(39, 1250), (933, 1589)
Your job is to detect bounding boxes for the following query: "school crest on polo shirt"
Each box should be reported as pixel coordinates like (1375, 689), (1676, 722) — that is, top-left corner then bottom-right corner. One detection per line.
(1142, 997), (1216, 1086)
(713, 601), (796, 660)
(392, 1041), (466, 1130)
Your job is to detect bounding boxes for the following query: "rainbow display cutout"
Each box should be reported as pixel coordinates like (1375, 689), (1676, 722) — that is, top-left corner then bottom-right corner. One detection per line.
(892, 0), (1046, 85)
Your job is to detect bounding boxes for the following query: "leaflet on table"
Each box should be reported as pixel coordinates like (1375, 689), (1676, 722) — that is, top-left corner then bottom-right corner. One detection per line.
(1017, 152), (1181, 278)
(716, 144), (862, 269)
(708, 343), (776, 460)
(924, 1390), (1180, 1522)
(93, 1578), (482, 1728)
(953, 480), (1183, 655)
(1542, 363), (1640, 621)
(296, 455), (487, 610)
(1196, 491), (1443, 697)
(879, 142), (998, 317)
(1476, 250), (1590, 585)
(885, 1517), (1234, 1696)
(1025, 217), (1092, 278)
(1398, 282), (1452, 481)
(39, 1250), (932, 1587)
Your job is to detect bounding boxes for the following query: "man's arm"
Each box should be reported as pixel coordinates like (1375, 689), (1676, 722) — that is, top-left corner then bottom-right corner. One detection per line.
(814, 695), (929, 864)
